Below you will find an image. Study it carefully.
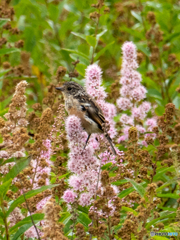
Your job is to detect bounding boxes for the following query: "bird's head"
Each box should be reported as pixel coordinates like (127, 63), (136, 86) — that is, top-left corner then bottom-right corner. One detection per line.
(56, 81), (85, 98)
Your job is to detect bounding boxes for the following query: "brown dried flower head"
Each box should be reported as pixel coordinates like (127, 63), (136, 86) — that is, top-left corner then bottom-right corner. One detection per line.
(56, 66), (67, 82)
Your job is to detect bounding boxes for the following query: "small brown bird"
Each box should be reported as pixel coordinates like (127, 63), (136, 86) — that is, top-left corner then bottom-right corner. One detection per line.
(56, 81), (116, 155)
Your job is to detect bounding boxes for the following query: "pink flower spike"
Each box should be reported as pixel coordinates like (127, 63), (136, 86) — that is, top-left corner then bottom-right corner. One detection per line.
(85, 64), (102, 88)
(117, 98), (132, 111)
(130, 86), (147, 102)
(140, 101), (151, 112)
(79, 193), (91, 206)
(63, 189), (77, 203)
(120, 114), (134, 125)
(68, 175), (83, 191)
(122, 41), (137, 60)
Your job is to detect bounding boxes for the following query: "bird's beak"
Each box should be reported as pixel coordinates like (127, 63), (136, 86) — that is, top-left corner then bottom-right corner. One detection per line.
(56, 87), (64, 91)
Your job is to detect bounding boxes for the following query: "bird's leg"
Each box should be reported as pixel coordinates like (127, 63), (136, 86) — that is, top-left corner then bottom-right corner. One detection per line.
(84, 134), (91, 149)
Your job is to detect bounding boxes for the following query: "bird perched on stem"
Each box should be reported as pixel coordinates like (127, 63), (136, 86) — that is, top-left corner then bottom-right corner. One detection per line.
(56, 81), (116, 155)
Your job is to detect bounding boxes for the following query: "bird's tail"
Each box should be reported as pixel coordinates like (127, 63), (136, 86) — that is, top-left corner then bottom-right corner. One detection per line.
(106, 135), (116, 155)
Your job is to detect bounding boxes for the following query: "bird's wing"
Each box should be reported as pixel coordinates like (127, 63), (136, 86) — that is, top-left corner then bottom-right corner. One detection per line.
(80, 99), (105, 131)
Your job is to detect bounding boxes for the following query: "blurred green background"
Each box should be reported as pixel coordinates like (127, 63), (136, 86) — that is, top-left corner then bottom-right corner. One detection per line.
(1, 0), (180, 115)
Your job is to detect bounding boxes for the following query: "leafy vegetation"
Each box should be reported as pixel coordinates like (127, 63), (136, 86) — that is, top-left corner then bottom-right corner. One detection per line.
(0, 0), (180, 239)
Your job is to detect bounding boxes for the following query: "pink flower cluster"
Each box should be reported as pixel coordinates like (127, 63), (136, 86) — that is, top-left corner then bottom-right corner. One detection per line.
(85, 64), (117, 139)
(99, 150), (123, 165)
(64, 116), (122, 215)
(117, 42), (146, 109)
(31, 139), (51, 190)
(25, 139), (52, 238)
(63, 115), (99, 206)
(117, 42), (157, 143)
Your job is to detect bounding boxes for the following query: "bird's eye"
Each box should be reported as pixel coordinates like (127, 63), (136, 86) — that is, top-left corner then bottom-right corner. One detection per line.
(67, 87), (72, 91)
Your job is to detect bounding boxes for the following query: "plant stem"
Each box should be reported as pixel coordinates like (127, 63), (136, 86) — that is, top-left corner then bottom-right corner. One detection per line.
(14, 157), (41, 240)
(91, 9), (100, 64)
(138, 0), (146, 33)
(1, 197), (9, 240)
(89, 157), (102, 240)
(106, 198), (112, 239)
(20, 181), (41, 240)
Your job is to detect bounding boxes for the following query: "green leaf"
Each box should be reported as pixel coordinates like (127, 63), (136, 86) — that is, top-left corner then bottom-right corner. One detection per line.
(0, 157), (15, 166)
(94, 41), (114, 61)
(153, 166), (175, 180)
(131, 11), (142, 22)
(71, 31), (86, 40)
(12, 222), (40, 240)
(101, 162), (112, 170)
(160, 207), (176, 212)
(59, 212), (71, 225)
(0, 179), (12, 197)
(12, 0), (21, 5)
(173, 96), (180, 108)
(9, 213), (44, 234)
(121, 206), (138, 216)
(7, 184), (59, 217)
(118, 187), (134, 198)
(0, 69), (11, 79)
(156, 178), (177, 192)
(0, 96), (12, 110)
(0, 18), (10, 28)
(136, 43), (150, 56)
(0, 108), (8, 117)
(96, 29), (107, 41)
(69, 53), (89, 66)
(3, 157), (31, 183)
(153, 237), (172, 240)
(61, 48), (89, 60)
(155, 105), (165, 116)
(59, 212), (72, 235)
(0, 48), (20, 56)
(120, 26), (144, 39)
(77, 205), (89, 214)
(89, 46), (93, 60)
(0, 211), (4, 219)
(0, 217), (4, 225)
(48, 3), (62, 22)
(157, 193), (179, 199)
(146, 212), (176, 229)
(76, 63), (86, 76)
(77, 211), (91, 228)
(147, 89), (162, 100)
(86, 35), (97, 48)
(165, 32), (180, 42)
(112, 179), (128, 186)
(58, 172), (71, 180)
(125, 178), (146, 198)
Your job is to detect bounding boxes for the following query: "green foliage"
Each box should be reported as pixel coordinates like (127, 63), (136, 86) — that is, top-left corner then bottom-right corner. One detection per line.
(7, 184), (59, 217)
(0, 179), (12, 198)
(0, 48), (20, 55)
(0, 0), (180, 239)
(9, 213), (44, 234)
(2, 157), (31, 183)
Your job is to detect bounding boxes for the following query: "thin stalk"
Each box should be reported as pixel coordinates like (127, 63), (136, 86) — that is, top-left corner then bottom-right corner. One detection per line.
(1, 197), (9, 240)
(138, 0), (147, 33)
(89, 157), (102, 240)
(91, 9), (100, 64)
(106, 198), (112, 239)
(21, 186), (41, 240)
(14, 157), (41, 240)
